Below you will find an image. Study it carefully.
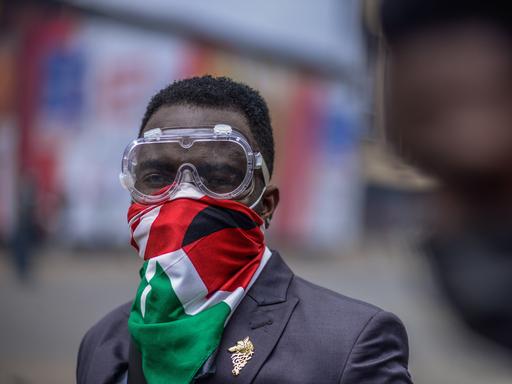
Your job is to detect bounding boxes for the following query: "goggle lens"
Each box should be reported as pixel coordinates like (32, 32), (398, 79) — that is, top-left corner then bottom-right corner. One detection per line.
(130, 140), (249, 197)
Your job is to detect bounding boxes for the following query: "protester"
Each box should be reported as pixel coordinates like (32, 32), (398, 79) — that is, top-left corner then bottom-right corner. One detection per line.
(77, 75), (412, 383)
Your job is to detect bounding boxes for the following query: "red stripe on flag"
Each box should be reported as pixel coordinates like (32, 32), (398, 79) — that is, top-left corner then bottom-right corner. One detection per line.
(143, 199), (206, 259)
(183, 227), (264, 297)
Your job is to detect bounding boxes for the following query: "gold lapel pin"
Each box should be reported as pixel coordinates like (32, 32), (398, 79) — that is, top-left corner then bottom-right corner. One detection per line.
(228, 336), (255, 376)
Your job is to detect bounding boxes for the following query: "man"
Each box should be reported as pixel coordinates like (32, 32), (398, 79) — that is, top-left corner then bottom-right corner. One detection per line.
(381, 0), (512, 351)
(77, 75), (412, 383)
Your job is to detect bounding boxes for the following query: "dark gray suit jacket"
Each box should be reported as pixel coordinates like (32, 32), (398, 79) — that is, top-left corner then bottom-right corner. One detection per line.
(77, 251), (412, 383)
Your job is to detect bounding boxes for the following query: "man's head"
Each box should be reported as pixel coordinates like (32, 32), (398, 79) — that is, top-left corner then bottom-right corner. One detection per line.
(137, 75), (279, 223)
(140, 76), (274, 175)
(382, 0), (512, 184)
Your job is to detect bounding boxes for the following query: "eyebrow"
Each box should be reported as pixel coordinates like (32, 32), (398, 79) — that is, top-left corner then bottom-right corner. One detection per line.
(197, 163), (245, 176)
(137, 159), (177, 171)
(138, 159), (244, 175)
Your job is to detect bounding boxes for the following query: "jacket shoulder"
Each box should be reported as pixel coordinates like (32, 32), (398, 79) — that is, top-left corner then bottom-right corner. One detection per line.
(76, 302), (132, 384)
(80, 301), (132, 348)
(291, 275), (382, 319)
(289, 276), (411, 383)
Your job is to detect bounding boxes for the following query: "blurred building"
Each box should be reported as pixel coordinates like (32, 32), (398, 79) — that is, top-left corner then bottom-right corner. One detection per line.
(0, 0), (366, 252)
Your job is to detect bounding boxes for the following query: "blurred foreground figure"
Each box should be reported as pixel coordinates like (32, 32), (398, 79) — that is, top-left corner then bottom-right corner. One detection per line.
(77, 76), (412, 383)
(382, 0), (512, 351)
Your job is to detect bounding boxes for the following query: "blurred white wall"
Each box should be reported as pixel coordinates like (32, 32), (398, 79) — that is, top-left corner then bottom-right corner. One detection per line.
(66, 0), (364, 74)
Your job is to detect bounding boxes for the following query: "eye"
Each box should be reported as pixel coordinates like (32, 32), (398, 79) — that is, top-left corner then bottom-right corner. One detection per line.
(140, 173), (174, 188)
(196, 164), (246, 193)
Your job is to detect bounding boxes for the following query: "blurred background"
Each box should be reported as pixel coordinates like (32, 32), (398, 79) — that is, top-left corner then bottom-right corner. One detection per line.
(1, 0), (512, 383)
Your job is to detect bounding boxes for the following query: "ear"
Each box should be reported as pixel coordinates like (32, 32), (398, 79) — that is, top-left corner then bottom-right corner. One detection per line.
(260, 184), (279, 225)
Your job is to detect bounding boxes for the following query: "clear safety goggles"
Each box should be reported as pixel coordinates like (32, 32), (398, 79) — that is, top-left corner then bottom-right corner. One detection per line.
(120, 124), (270, 205)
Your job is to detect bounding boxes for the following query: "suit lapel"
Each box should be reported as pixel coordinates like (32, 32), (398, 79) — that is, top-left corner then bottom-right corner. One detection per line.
(200, 251), (298, 383)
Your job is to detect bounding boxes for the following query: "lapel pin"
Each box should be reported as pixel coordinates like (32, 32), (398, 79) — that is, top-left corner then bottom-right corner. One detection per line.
(228, 336), (255, 376)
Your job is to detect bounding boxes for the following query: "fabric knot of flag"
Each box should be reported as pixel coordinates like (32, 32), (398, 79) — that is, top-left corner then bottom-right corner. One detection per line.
(127, 190), (270, 384)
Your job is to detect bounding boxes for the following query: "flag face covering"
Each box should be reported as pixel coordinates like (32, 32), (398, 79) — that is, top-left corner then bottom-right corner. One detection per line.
(127, 187), (270, 384)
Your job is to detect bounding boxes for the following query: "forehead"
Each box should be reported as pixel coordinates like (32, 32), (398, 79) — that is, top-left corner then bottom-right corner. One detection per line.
(142, 104), (257, 148)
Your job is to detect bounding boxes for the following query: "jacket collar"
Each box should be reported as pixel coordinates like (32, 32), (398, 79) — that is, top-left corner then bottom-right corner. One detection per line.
(246, 249), (294, 305)
(198, 249), (299, 383)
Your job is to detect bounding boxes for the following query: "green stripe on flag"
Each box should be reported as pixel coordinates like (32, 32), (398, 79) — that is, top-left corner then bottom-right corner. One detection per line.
(129, 261), (231, 384)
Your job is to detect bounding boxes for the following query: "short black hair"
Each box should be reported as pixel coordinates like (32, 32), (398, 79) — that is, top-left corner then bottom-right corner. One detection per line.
(381, 0), (512, 46)
(139, 75), (275, 176)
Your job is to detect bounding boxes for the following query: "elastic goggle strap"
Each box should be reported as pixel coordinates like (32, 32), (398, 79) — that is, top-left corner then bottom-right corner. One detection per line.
(257, 154), (270, 186)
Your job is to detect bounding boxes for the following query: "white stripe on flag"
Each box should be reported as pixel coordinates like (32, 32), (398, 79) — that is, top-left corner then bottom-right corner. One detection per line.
(184, 288), (244, 315)
(140, 259), (157, 318)
(155, 249), (209, 315)
(158, 246), (273, 316)
(141, 246), (273, 319)
(145, 258), (157, 281)
(132, 205), (162, 259)
(140, 285), (151, 318)
(219, 287), (245, 310)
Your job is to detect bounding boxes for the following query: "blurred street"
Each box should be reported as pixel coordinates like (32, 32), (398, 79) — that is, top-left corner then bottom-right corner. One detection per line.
(2, 1), (512, 383)
(1, 240), (512, 384)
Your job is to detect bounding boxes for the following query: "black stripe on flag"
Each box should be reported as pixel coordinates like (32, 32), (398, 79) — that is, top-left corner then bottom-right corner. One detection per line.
(182, 205), (258, 247)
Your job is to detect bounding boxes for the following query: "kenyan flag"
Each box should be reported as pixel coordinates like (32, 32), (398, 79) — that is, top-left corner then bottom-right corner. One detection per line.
(127, 192), (269, 384)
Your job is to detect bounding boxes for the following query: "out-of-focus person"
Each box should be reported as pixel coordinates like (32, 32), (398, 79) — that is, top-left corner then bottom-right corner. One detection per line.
(381, 0), (512, 352)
